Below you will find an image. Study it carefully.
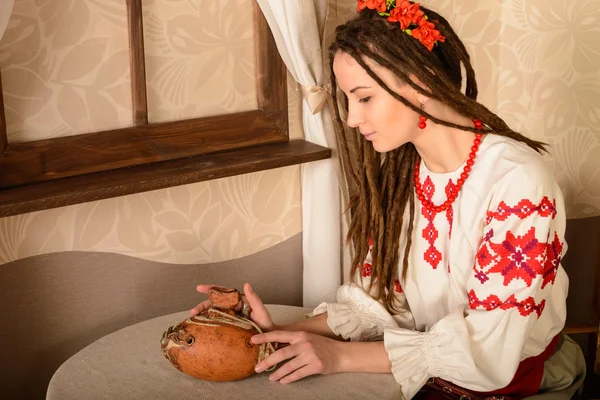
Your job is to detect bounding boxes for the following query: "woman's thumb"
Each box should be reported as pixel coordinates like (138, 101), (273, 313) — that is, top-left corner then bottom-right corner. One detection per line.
(245, 283), (269, 313)
(244, 283), (274, 330)
(244, 283), (260, 305)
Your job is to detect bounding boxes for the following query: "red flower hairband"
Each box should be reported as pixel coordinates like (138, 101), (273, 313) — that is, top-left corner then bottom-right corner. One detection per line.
(356, 0), (446, 51)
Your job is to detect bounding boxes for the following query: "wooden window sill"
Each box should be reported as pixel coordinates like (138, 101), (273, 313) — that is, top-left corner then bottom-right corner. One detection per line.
(0, 140), (331, 218)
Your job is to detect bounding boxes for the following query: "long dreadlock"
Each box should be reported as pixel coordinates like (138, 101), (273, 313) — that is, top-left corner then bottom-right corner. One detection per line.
(330, 6), (547, 313)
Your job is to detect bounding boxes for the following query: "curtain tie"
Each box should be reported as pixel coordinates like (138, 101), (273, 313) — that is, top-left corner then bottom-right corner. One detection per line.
(301, 84), (330, 115)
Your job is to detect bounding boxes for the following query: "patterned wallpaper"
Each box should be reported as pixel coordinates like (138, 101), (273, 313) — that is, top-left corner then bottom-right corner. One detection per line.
(0, 0), (598, 264)
(328, 0), (600, 218)
(0, 0), (304, 264)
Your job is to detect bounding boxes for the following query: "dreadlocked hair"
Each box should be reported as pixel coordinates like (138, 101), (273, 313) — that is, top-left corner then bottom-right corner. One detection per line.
(330, 6), (547, 313)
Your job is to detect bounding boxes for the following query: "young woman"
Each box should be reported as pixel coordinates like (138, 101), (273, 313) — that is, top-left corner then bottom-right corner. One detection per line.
(192, 1), (586, 398)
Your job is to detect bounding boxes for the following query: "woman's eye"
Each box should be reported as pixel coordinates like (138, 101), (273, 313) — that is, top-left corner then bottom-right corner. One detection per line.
(359, 96), (371, 103)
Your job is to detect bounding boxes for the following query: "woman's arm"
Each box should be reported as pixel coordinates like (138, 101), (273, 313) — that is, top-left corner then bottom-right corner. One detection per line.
(277, 313), (347, 341)
(252, 331), (391, 382)
(338, 341), (392, 373)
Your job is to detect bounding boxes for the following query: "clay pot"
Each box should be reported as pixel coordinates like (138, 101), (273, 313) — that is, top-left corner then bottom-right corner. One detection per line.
(161, 287), (272, 382)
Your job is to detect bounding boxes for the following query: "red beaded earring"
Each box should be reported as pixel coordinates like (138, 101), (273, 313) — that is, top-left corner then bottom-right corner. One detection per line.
(418, 103), (427, 129)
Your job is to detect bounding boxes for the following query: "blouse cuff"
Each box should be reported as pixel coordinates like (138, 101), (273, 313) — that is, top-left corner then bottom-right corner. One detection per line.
(383, 310), (467, 399)
(310, 283), (398, 342)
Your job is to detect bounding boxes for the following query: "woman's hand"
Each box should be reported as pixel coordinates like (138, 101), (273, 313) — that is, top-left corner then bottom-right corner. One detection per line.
(190, 282), (276, 332)
(251, 330), (344, 384)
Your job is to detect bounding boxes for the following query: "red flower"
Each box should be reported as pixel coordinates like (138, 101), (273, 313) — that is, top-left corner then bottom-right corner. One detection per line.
(411, 17), (446, 51)
(357, 0), (387, 13)
(387, 1), (424, 30)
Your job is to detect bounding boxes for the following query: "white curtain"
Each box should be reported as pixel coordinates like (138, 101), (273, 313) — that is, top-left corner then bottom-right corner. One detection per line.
(256, 0), (344, 307)
(0, 1), (14, 41)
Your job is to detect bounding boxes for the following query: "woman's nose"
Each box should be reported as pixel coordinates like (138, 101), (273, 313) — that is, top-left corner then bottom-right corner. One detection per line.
(346, 105), (363, 128)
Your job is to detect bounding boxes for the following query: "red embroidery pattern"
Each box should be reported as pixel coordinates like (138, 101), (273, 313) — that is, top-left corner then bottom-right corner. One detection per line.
(362, 262), (372, 277)
(486, 197), (557, 224)
(488, 226), (546, 286)
(542, 232), (563, 289)
(394, 279), (403, 294)
(359, 235), (374, 277)
(475, 226), (551, 287)
(468, 289), (546, 318)
(473, 230), (495, 283)
(421, 176), (441, 269)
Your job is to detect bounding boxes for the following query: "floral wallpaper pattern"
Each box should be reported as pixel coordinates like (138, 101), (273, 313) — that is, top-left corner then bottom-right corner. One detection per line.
(0, 0), (598, 264)
(0, 0), (304, 264)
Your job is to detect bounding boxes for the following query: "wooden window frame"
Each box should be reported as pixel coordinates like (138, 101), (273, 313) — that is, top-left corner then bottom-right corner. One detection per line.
(0, 0), (330, 218)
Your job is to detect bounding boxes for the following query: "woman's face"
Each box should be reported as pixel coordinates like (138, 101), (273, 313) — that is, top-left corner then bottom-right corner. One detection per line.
(333, 51), (422, 153)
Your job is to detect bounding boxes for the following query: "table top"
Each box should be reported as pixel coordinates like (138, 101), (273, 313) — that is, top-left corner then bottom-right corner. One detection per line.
(47, 304), (402, 400)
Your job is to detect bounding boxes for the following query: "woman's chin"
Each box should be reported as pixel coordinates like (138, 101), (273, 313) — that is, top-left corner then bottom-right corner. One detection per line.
(371, 140), (392, 153)
(371, 143), (384, 153)
(372, 139), (408, 153)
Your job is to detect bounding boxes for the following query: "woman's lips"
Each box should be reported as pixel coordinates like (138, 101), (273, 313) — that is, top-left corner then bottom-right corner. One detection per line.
(362, 132), (376, 140)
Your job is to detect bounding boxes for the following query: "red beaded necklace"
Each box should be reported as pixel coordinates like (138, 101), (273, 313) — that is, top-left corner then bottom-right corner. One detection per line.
(414, 119), (484, 214)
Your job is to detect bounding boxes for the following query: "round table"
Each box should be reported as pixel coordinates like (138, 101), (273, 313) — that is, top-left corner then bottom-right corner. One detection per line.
(47, 305), (402, 400)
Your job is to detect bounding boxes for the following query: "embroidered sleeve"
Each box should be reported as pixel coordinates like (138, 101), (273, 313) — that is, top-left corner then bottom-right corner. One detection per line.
(383, 165), (568, 399)
(470, 194), (561, 317)
(310, 237), (416, 341)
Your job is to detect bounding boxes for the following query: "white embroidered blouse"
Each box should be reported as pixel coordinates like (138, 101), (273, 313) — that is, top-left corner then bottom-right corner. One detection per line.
(311, 134), (568, 399)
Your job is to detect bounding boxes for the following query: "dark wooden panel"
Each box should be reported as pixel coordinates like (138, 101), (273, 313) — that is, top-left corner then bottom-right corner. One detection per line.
(595, 240), (600, 323)
(0, 111), (286, 188)
(126, 0), (148, 126)
(254, 0), (288, 136)
(0, 140), (331, 217)
(564, 323), (598, 335)
(0, 71), (7, 155)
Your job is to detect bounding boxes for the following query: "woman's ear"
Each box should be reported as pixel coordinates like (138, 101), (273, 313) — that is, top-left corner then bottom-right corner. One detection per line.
(416, 92), (430, 108)
(407, 73), (431, 107)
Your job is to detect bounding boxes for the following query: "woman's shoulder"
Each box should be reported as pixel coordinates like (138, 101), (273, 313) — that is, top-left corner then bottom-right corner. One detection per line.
(475, 134), (556, 189)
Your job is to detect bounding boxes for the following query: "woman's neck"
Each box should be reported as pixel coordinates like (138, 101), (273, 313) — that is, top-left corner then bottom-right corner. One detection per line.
(411, 103), (480, 173)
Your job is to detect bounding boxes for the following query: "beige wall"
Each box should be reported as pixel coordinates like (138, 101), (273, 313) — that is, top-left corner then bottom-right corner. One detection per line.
(1, 0), (599, 256)
(0, 0), (305, 265)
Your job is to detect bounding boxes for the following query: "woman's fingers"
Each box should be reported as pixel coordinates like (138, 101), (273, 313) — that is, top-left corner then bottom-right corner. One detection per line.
(245, 283), (274, 325)
(252, 330), (301, 345)
(196, 284), (231, 294)
(278, 365), (315, 384)
(189, 299), (210, 315)
(195, 284), (214, 294)
(254, 342), (299, 373)
(193, 283), (274, 330)
(267, 356), (308, 382)
(244, 283), (264, 310)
